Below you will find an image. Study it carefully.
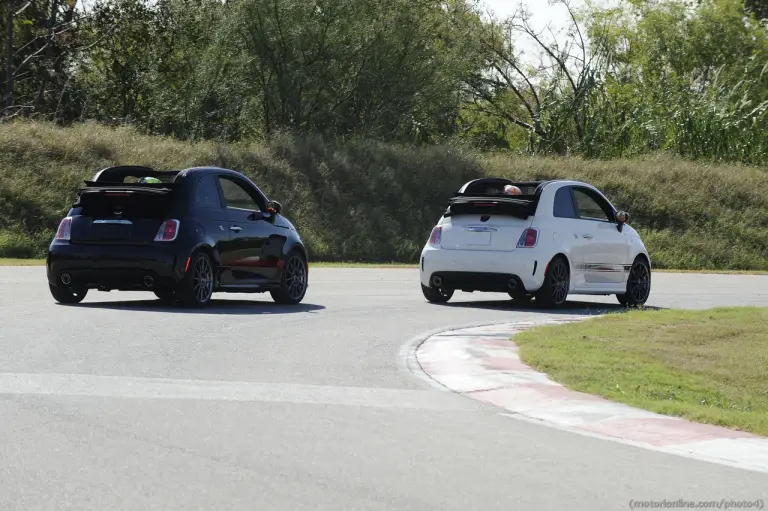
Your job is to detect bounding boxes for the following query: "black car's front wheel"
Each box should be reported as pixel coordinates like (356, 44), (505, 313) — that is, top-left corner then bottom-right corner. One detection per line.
(271, 251), (308, 305)
(49, 282), (88, 304)
(176, 250), (215, 307)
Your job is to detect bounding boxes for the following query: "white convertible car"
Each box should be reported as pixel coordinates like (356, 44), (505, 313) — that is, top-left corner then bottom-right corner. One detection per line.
(419, 178), (652, 307)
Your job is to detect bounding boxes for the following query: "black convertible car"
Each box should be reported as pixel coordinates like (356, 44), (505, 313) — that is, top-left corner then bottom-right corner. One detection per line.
(46, 165), (309, 307)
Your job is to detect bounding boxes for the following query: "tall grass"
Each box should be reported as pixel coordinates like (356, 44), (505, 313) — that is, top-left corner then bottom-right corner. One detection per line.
(1, 120), (767, 270)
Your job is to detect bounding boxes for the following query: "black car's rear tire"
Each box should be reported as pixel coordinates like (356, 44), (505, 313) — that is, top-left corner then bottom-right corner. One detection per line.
(618, 257), (651, 307)
(535, 255), (570, 307)
(270, 251), (308, 305)
(49, 282), (88, 304)
(154, 288), (176, 302)
(176, 250), (215, 307)
(421, 283), (453, 303)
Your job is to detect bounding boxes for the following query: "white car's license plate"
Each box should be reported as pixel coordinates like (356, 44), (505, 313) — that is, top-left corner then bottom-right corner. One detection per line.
(466, 231), (491, 245)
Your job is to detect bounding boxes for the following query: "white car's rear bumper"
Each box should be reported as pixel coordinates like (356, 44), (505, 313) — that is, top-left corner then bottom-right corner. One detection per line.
(420, 245), (548, 293)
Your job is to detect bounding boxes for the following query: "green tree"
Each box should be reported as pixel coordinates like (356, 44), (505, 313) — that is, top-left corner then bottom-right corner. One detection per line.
(1, 0), (80, 121)
(745, 0), (768, 19)
(584, 0), (768, 162)
(227, 0), (484, 142)
(462, 0), (612, 155)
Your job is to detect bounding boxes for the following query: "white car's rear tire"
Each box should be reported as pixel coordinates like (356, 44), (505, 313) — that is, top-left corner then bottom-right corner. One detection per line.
(421, 283), (453, 303)
(508, 291), (533, 303)
(535, 255), (570, 307)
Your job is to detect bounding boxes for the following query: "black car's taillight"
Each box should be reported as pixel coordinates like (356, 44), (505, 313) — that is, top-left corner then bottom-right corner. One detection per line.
(55, 217), (72, 241)
(154, 219), (180, 242)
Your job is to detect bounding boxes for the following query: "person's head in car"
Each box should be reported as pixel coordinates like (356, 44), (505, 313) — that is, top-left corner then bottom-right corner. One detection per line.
(503, 184), (522, 195)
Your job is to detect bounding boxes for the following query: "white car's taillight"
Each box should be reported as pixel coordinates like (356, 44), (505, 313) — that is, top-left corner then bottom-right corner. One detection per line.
(154, 219), (180, 242)
(428, 226), (442, 246)
(55, 217), (72, 241)
(517, 228), (539, 248)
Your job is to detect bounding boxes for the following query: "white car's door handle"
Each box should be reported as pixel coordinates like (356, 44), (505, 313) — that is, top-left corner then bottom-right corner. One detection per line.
(230, 226), (242, 232)
(582, 233), (593, 239)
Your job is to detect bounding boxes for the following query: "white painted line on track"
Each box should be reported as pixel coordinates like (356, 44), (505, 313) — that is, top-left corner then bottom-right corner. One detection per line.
(0, 372), (474, 411)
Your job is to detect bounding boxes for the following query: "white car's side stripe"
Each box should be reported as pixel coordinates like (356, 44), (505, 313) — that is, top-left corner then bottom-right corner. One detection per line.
(575, 263), (632, 272)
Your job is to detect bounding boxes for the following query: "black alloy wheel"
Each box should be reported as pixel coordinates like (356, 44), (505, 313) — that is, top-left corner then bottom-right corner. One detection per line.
(154, 288), (176, 303)
(535, 256), (570, 307)
(49, 282), (88, 304)
(177, 251), (215, 307)
(618, 257), (651, 307)
(422, 283), (454, 303)
(271, 252), (308, 305)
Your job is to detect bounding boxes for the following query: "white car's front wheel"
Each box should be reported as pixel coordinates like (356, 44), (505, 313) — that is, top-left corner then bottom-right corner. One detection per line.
(618, 257), (651, 307)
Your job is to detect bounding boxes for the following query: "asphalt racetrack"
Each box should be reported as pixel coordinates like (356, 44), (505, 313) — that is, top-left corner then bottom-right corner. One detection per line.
(2, 267), (768, 510)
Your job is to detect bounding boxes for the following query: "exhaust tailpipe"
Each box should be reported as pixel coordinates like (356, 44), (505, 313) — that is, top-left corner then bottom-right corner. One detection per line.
(432, 275), (442, 287)
(143, 276), (154, 288)
(60, 273), (72, 285)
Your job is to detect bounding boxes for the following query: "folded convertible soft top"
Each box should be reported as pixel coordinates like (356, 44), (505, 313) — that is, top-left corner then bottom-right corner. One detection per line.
(444, 195), (538, 220)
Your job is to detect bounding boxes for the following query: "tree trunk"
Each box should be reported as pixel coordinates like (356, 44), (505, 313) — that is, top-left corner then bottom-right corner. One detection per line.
(5, 2), (14, 110)
(36, 0), (61, 110)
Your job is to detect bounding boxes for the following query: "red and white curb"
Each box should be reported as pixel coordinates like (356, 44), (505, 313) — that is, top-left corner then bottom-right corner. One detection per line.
(416, 317), (768, 474)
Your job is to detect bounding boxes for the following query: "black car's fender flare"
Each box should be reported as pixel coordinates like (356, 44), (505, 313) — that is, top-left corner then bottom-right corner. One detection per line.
(282, 241), (309, 272)
(183, 242), (221, 273)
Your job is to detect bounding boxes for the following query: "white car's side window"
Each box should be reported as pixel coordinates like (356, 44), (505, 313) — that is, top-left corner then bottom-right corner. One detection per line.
(573, 189), (612, 222)
(553, 187), (578, 218)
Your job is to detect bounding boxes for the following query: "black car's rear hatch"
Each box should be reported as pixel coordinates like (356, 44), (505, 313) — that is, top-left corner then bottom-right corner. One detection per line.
(69, 183), (178, 245)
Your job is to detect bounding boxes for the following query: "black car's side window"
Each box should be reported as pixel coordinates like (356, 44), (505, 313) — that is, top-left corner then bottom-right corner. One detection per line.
(553, 186), (577, 218)
(219, 177), (262, 212)
(196, 175), (222, 208)
(572, 188), (614, 222)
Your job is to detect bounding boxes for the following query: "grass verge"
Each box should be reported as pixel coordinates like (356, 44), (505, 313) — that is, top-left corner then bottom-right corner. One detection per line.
(0, 258), (47, 266)
(513, 307), (768, 436)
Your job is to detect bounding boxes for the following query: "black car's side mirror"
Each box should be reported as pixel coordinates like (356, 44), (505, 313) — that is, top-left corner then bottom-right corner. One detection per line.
(266, 200), (282, 215)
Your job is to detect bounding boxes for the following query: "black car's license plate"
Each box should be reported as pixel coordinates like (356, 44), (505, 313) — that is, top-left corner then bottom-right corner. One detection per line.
(92, 220), (132, 239)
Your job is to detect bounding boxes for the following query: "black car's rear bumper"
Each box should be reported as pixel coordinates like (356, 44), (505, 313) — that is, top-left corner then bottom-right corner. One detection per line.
(47, 241), (184, 291)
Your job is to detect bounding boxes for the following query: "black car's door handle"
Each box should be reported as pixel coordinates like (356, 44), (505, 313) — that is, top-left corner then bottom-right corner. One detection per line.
(230, 226), (242, 233)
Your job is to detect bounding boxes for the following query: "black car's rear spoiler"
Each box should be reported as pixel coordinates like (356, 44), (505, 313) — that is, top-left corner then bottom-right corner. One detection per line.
(90, 165), (180, 184)
(73, 184), (177, 208)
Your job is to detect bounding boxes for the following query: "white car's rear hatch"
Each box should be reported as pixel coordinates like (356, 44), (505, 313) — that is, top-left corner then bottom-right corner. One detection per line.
(439, 196), (535, 252)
